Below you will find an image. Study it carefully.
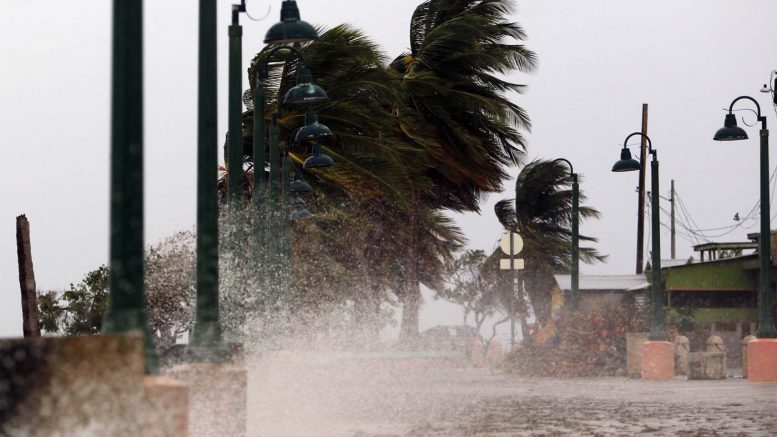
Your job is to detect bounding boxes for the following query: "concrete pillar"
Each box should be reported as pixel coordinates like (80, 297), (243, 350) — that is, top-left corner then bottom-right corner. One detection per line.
(142, 376), (188, 437)
(706, 335), (726, 372)
(470, 336), (486, 367)
(742, 335), (756, 378)
(0, 335), (144, 436)
(641, 341), (674, 380)
(673, 335), (690, 376)
(168, 363), (247, 436)
(626, 332), (650, 378)
(747, 338), (777, 382)
(486, 339), (503, 369)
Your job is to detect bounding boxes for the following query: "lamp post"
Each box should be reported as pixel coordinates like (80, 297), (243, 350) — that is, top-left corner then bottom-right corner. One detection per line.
(250, 5), (333, 297)
(714, 96), (777, 339)
(188, 0), (229, 362)
(104, 0), (159, 374)
(552, 158), (579, 310)
(612, 132), (666, 341)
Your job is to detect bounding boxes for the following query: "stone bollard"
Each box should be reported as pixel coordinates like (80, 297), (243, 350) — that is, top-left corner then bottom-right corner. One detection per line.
(747, 339), (777, 381)
(470, 336), (486, 367)
(486, 339), (503, 369)
(742, 335), (756, 378)
(673, 335), (690, 376)
(640, 341), (675, 380)
(626, 332), (650, 378)
(142, 376), (188, 437)
(706, 335), (727, 377)
(168, 363), (247, 437)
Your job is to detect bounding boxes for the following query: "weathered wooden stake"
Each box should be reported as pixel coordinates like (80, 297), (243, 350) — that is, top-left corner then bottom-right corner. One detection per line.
(16, 214), (41, 337)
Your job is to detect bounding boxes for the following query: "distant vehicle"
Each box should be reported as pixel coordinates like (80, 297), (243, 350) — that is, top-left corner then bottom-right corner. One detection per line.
(418, 325), (480, 353)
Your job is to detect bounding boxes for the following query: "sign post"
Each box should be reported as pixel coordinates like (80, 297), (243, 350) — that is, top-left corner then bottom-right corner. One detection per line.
(500, 232), (524, 351)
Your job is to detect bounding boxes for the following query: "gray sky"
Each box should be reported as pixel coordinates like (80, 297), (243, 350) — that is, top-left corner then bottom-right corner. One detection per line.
(2, 0), (777, 337)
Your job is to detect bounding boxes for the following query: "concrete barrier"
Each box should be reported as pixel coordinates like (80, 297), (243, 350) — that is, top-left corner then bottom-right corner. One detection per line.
(142, 376), (188, 437)
(641, 340), (675, 380)
(168, 363), (247, 437)
(673, 335), (689, 376)
(0, 334), (144, 436)
(626, 332), (649, 378)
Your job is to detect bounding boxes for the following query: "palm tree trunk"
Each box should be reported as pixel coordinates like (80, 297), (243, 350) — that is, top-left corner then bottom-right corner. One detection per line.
(399, 195), (423, 341)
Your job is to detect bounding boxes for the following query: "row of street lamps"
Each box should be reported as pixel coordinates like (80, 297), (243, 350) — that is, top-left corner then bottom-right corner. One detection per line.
(559, 93), (774, 344)
(105, 0), (330, 372)
(601, 94), (776, 343)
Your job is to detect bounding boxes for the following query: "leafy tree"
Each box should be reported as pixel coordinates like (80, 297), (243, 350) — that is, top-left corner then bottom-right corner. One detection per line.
(37, 232), (196, 348)
(495, 159), (606, 328)
(38, 265), (109, 335)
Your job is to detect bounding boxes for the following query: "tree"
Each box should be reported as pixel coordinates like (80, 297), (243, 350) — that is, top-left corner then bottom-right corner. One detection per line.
(37, 232), (197, 348)
(440, 250), (499, 332)
(390, 0), (537, 338)
(495, 159), (606, 328)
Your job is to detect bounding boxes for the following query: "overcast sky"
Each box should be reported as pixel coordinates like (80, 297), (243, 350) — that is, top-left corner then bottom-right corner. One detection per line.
(2, 0), (777, 337)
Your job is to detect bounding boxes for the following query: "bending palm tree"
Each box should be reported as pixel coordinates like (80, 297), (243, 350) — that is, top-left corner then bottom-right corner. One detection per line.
(495, 159), (606, 329)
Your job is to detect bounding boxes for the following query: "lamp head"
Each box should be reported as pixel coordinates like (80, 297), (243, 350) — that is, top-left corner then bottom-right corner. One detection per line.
(611, 147), (641, 172)
(761, 84), (771, 93)
(264, 0), (318, 44)
(282, 67), (329, 107)
(295, 110), (334, 144)
(713, 113), (748, 141)
(290, 170), (312, 193)
(290, 209), (313, 221)
(303, 143), (334, 169)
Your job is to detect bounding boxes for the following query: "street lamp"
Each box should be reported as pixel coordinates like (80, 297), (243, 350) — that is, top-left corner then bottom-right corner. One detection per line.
(612, 132), (666, 341)
(251, 43), (333, 295)
(104, 0), (159, 374)
(714, 96), (777, 339)
(552, 158), (579, 310)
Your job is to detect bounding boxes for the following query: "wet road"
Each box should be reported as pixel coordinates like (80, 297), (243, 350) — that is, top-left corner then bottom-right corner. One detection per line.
(247, 352), (777, 436)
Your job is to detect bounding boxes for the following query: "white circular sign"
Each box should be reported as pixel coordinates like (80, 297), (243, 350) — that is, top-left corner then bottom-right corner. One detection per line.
(500, 232), (523, 256)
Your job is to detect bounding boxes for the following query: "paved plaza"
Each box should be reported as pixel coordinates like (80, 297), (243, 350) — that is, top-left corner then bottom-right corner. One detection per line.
(247, 353), (777, 436)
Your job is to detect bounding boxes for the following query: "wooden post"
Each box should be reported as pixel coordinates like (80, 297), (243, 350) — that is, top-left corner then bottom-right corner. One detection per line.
(636, 104), (648, 274)
(670, 179), (676, 259)
(16, 215), (41, 337)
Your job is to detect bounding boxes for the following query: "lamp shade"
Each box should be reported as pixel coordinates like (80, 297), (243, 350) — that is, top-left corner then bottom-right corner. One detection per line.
(713, 113), (748, 141)
(290, 171), (312, 193)
(611, 147), (641, 172)
(264, 0), (318, 44)
(295, 110), (333, 144)
(290, 209), (313, 221)
(282, 67), (329, 107)
(303, 143), (334, 169)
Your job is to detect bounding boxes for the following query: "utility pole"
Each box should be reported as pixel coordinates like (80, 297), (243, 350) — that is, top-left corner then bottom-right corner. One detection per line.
(636, 104), (648, 274)
(670, 179), (676, 259)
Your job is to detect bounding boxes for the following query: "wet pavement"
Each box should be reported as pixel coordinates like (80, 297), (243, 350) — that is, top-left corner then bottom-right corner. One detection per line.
(247, 353), (777, 436)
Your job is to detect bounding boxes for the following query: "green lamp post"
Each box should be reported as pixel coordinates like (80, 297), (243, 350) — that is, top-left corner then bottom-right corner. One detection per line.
(189, 0), (229, 363)
(104, 0), (159, 374)
(714, 96), (777, 338)
(612, 132), (666, 341)
(226, 2), (246, 203)
(552, 158), (579, 310)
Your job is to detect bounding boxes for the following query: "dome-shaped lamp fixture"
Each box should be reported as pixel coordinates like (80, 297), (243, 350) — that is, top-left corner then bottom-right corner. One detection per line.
(283, 67), (329, 108)
(290, 195), (313, 221)
(264, 0), (318, 44)
(713, 113), (749, 141)
(289, 170), (312, 193)
(295, 110), (333, 144)
(303, 143), (334, 169)
(611, 147), (641, 172)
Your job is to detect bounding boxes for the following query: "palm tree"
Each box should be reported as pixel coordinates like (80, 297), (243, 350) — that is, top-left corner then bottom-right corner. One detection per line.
(390, 0), (536, 338)
(495, 159), (606, 329)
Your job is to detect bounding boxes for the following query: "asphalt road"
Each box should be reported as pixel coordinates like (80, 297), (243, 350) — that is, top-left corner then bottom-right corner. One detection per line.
(247, 352), (777, 436)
